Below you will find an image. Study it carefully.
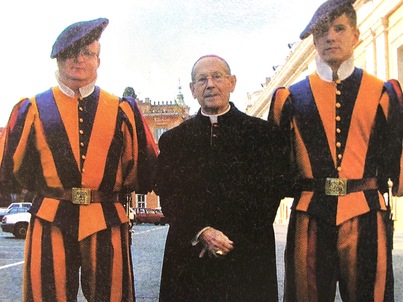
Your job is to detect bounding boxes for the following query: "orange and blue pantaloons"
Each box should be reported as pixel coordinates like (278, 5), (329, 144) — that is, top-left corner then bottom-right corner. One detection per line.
(284, 211), (394, 302)
(23, 217), (134, 302)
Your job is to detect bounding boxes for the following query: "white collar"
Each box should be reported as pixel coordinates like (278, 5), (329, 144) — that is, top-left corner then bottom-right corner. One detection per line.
(55, 70), (96, 98)
(315, 54), (355, 82)
(201, 104), (231, 124)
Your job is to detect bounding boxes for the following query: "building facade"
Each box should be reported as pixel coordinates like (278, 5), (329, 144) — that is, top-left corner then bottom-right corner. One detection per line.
(246, 0), (403, 229)
(130, 86), (191, 210)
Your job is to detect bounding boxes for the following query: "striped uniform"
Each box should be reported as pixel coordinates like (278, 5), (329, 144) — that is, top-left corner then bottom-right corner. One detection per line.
(268, 68), (403, 301)
(0, 86), (157, 301)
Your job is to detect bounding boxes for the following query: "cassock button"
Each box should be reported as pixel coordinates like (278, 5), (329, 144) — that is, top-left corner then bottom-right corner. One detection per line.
(336, 90), (341, 95)
(336, 128), (341, 134)
(336, 102), (341, 108)
(79, 130), (84, 135)
(336, 116), (341, 122)
(336, 142), (341, 148)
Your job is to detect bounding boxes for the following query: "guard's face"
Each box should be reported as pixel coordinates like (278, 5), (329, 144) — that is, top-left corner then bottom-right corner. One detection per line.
(313, 14), (359, 70)
(190, 57), (236, 115)
(57, 40), (101, 90)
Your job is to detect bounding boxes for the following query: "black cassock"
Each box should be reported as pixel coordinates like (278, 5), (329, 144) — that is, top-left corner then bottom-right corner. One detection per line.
(156, 103), (288, 302)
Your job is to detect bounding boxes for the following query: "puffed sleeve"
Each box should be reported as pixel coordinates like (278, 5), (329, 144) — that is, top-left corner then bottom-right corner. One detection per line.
(267, 87), (295, 198)
(385, 79), (403, 196)
(0, 98), (36, 194)
(119, 97), (158, 194)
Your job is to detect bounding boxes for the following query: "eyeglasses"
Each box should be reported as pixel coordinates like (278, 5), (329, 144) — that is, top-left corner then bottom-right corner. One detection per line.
(78, 49), (98, 58)
(193, 72), (230, 86)
(60, 48), (99, 60)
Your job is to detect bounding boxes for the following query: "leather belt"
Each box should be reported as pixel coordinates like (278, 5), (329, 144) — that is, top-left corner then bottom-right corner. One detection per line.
(299, 178), (378, 196)
(43, 188), (120, 205)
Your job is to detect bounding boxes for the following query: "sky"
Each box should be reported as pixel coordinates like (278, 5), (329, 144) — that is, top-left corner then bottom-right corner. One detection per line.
(0, 0), (324, 126)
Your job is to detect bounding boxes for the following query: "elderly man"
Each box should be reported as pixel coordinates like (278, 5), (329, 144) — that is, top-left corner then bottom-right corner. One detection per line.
(0, 18), (157, 301)
(268, 0), (403, 300)
(156, 54), (287, 301)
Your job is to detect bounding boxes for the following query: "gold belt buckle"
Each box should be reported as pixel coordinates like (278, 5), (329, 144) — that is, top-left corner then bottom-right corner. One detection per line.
(325, 178), (347, 196)
(72, 188), (92, 205)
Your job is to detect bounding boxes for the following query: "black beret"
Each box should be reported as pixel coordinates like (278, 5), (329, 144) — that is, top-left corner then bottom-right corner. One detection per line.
(51, 18), (109, 59)
(300, 0), (356, 40)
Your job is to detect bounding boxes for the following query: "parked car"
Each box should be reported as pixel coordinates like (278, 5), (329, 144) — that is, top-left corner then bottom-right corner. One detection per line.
(6, 202), (32, 210)
(0, 208), (7, 220)
(0, 202), (32, 220)
(128, 207), (136, 226)
(1, 206), (31, 238)
(134, 208), (166, 225)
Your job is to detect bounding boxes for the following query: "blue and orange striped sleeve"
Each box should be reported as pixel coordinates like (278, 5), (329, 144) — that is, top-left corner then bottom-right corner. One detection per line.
(384, 79), (403, 196)
(119, 97), (158, 194)
(0, 98), (35, 194)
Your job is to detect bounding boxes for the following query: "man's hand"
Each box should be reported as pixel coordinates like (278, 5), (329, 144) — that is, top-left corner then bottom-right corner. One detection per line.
(198, 227), (234, 258)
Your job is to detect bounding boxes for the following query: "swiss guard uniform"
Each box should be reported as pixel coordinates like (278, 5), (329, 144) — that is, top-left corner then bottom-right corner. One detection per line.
(270, 63), (403, 302)
(0, 18), (157, 301)
(268, 1), (403, 301)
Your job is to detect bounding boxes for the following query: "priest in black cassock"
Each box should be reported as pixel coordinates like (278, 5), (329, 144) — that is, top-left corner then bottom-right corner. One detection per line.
(156, 54), (288, 302)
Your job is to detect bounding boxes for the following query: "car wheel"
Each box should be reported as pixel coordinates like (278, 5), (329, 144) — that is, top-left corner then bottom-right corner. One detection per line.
(13, 222), (28, 239)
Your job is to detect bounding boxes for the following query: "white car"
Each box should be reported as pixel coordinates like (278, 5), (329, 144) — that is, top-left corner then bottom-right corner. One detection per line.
(0, 202), (32, 220)
(1, 207), (31, 238)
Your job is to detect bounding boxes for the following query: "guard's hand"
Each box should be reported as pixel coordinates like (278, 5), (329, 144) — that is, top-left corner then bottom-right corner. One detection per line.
(198, 227), (234, 258)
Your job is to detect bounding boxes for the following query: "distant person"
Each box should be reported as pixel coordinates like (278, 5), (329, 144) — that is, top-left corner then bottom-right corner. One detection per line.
(156, 54), (287, 301)
(268, 0), (403, 300)
(0, 18), (157, 301)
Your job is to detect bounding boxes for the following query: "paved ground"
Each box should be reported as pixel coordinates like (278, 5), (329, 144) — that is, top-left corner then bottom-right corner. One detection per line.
(133, 223), (403, 301)
(1, 223), (402, 301)
(388, 229), (403, 300)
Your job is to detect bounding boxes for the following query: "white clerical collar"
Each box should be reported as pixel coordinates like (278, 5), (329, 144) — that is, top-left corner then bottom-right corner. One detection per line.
(55, 71), (96, 98)
(315, 54), (355, 82)
(201, 104), (231, 124)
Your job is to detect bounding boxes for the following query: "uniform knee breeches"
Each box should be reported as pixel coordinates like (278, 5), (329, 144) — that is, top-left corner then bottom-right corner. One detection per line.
(23, 217), (134, 302)
(284, 211), (394, 302)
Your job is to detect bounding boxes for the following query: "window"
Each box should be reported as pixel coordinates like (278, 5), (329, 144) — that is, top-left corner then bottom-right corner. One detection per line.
(136, 194), (146, 208)
(155, 128), (168, 141)
(7, 207), (28, 214)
